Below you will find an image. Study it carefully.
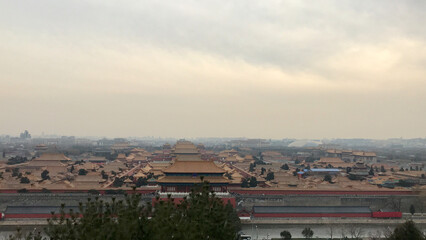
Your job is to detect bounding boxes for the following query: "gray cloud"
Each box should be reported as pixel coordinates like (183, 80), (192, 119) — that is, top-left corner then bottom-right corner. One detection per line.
(2, 1), (425, 70)
(0, 0), (425, 138)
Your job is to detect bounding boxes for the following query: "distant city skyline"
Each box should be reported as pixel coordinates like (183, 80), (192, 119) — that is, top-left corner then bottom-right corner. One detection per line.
(1, 1), (425, 139)
(1, 130), (424, 141)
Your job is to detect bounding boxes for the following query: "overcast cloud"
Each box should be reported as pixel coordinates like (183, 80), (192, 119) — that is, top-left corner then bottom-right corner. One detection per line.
(0, 0), (425, 139)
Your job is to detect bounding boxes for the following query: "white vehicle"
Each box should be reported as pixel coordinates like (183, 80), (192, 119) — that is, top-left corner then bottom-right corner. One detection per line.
(238, 234), (252, 240)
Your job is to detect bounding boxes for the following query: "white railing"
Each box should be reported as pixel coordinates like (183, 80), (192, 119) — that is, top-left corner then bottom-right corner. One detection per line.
(158, 191), (231, 197)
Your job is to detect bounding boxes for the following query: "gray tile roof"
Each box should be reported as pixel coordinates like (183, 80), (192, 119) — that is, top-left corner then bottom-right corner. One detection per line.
(6, 206), (80, 214)
(253, 206), (371, 214)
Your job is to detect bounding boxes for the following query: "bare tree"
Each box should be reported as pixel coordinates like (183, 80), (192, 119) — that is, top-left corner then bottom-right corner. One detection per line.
(387, 196), (402, 211)
(382, 226), (393, 239)
(416, 189), (426, 214)
(348, 225), (364, 239)
(340, 227), (347, 239)
(327, 225), (334, 239)
(368, 230), (382, 240)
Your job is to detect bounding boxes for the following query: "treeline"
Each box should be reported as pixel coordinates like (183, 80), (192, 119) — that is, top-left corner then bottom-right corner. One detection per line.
(8, 182), (241, 240)
(7, 156), (29, 165)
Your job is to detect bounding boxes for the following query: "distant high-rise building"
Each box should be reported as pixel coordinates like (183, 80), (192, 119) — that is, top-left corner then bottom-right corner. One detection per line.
(19, 130), (31, 139)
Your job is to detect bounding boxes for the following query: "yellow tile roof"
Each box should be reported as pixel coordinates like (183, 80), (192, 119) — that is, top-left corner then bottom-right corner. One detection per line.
(157, 175), (229, 183)
(163, 160), (226, 174)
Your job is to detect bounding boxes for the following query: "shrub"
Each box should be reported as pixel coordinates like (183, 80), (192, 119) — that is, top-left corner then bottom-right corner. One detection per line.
(280, 230), (292, 239)
(20, 177), (30, 184)
(41, 188), (51, 193)
(88, 189), (100, 195)
(17, 188), (28, 193)
(78, 169), (88, 176)
(302, 227), (314, 239)
(281, 164), (289, 170)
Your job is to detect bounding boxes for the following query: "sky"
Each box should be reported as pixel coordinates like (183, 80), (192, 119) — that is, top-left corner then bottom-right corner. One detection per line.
(0, 0), (425, 139)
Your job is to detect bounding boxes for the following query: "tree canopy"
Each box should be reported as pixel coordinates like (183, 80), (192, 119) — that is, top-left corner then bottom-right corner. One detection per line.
(280, 230), (292, 239)
(241, 178), (250, 188)
(249, 163), (255, 172)
(281, 164), (289, 170)
(11, 182), (241, 240)
(20, 177), (30, 184)
(249, 176), (258, 187)
(302, 227), (314, 239)
(387, 220), (425, 240)
(78, 169), (88, 176)
(265, 172), (274, 181)
(7, 156), (28, 165)
(323, 174), (332, 183)
(41, 170), (50, 180)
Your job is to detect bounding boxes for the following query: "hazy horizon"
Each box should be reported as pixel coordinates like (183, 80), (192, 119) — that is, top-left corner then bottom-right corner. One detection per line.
(1, 1), (425, 139)
(1, 132), (424, 141)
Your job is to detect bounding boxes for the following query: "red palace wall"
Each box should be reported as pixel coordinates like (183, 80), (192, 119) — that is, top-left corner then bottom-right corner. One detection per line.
(0, 188), (415, 196)
(231, 189), (414, 196)
(5, 211), (402, 219)
(253, 213), (372, 218)
(0, 189), (157, 194)
(372, 212), (402, 218)
(152, 197), (236, 207)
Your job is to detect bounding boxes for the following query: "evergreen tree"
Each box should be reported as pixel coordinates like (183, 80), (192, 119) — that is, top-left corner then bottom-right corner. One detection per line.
(78, 169), (88, 176)
(410, 204), (416, 215)
(113, 177), (124, 187)
(17, 188), (28, 193)
(12, 168), (19, 177)
(45, 194), (150, 240)
(151, 183), (240, 239)
(241, 178), (250, 188)
(20, 177), (30, 184)
(387, 220), (425, 240)
(302, 227), (314, 239)
(265, 172), (274, 181)
(324, 174), (332, 183)
(7, 156), (28, 165)
(249, 176), (258, 187)
(7, 227), (43, 240)
(369, 168), (374, 175)
(101, 170), (108, 180)
(261, 167), (266, 175)
(224, 172), (233, 180)
(135, 177), (148, 187)
(281, 164), (289, 170)
(280, 230), (292, 239)
(381, 165), (386, 172)
(41, 170), (50, 180)
(39, 182), (240, 240)
(249, 163), (255, 172)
